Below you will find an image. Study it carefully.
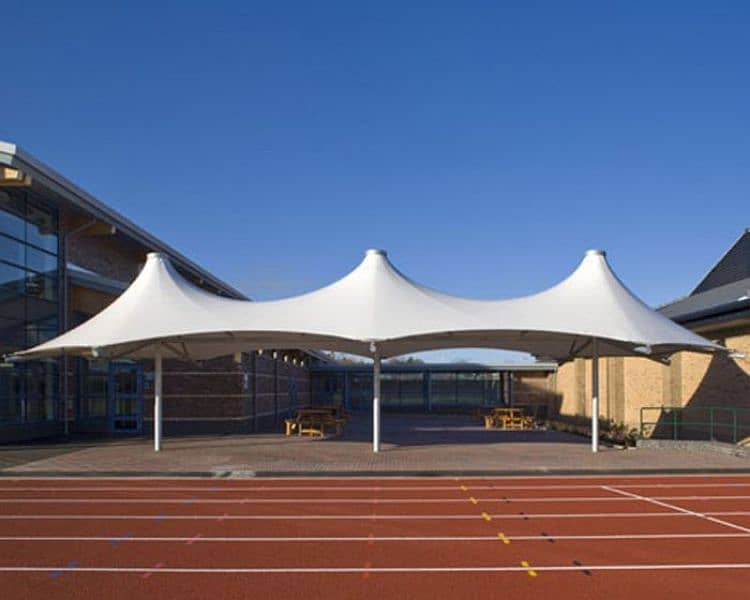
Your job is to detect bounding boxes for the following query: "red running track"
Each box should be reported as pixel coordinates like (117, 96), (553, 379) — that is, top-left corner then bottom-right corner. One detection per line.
(1, 474), (750, 599)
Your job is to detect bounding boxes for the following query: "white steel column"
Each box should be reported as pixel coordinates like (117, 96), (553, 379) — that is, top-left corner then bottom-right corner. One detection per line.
(373, 353), (381, 453)
(591, 338), (599, 453)
(154, 351), (163, 452)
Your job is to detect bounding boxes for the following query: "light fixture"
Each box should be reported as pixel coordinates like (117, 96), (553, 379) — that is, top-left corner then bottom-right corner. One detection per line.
(272, 351), (278, 359)
(283, 355), (289, 362)
(258, 349), (264, 355)
(0, 167), (31, 187)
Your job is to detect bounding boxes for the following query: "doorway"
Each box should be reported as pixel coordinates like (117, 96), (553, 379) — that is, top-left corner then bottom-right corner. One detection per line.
(108, 363), (143, 433)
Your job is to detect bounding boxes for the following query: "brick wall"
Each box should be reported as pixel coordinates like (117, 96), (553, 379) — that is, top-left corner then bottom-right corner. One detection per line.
(63, 209), (144, 285)
(511, 371), (561, 420)
(140, 352), (313, 435)
(554, 328), (750, 441)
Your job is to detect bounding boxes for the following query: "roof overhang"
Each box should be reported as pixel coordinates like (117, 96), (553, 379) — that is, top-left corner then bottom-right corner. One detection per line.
(0, 141), (247, 300)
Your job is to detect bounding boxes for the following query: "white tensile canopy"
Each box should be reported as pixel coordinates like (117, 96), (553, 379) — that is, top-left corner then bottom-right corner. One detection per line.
(13, 248), (724, 453)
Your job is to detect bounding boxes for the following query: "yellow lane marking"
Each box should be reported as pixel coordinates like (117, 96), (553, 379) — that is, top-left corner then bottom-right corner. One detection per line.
(482, 512), (492, 522)
(520, 561), (538, 577)
(460, 485), (468, 492)
(497, 532), (511, 544)
(469, 497), (478, 505)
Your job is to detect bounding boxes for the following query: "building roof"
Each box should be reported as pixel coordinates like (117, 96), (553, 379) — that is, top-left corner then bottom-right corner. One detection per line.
(659, 229), (750, 329)
(692, 229), (750, 295)
(0, 141), (247, 300)
(660, 277), (750, 326)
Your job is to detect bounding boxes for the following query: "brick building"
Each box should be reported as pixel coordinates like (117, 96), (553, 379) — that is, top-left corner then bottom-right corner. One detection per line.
(0, 142), (314, 442)
(554, 230), (750, 442)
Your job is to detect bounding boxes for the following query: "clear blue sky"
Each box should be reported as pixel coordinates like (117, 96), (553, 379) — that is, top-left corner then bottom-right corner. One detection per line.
(2, 2), (749, 362)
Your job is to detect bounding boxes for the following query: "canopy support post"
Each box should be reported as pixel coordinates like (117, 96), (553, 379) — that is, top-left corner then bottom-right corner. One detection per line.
(154, 350), (163, 452)
(373, 351), (381, 453)
(591, 338), (599, 453)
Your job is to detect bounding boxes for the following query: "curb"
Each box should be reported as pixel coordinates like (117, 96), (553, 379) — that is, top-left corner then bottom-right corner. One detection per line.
(3, 467), (750, 478)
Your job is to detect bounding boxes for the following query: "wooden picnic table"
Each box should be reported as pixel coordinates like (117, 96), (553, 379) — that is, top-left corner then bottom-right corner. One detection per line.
(483, 407), (535, 430)
(284, 407), (348, 437)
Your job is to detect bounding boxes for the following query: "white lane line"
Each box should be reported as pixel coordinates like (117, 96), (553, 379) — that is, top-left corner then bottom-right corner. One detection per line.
(2, 563), (750, 574)
(0, 497), (618, 504)
(602, 486), (750, 534)
(2, 511), (750, 521)
(1, 532), (749, 543)
(1, 495), (749, 504)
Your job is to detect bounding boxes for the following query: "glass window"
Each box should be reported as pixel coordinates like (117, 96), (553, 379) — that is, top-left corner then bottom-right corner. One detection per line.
(430, 373), (457, 407)
(114, 369), (138, 395)
(0, 317), (26, 353)
(26, 246), (57, 276)
(86, 395), (107, 418)
(25, 318), (59, 347)
(0, 189), (60, 423)
(381, 374), (398, 406)
(398, 373), (424, 406)
(381, 373), (424, 408)
(0, 364), (23, 424)
(26, 201), (58, 254)
(84, 362), (108, 418)
(25, 273), (57, 303)
(0, 235), (26, 267)
(456, 372), (486, 406)
(25, 361), (57, 422)
(0, 191), (25, 240)
(0, 262), (26, 309)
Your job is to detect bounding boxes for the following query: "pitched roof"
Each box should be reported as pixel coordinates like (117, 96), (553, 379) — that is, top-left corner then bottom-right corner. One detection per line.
(659, 277), (750, 326)
(692, 229), (750, 294)
(659, 229), (750, 326)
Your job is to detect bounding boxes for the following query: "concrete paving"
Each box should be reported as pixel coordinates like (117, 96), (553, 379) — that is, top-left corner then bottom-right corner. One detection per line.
(1, 414), (748, 476)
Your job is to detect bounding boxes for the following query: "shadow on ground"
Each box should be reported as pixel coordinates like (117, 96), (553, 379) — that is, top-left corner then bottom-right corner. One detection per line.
(336, 413), (587, 447)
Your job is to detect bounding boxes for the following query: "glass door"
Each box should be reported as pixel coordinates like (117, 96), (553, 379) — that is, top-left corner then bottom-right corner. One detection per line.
(108, 363), (143, 433)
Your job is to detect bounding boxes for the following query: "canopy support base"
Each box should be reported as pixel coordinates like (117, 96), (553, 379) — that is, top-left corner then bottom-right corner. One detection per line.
(373, 353), (381, 453)
(591, 338), (599, 453)
(154, 351), (162, 452)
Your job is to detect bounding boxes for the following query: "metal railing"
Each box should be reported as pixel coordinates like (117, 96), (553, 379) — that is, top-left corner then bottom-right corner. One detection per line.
(640, 405), (750, 444)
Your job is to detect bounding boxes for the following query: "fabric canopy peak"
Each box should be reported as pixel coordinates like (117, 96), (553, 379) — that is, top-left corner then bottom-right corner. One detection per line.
(12, 248), (725, 363)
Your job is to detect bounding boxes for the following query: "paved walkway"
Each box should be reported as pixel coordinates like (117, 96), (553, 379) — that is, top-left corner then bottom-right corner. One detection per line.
(1, 414), (748, 476)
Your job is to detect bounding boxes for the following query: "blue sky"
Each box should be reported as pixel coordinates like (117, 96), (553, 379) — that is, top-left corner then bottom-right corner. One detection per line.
(2, 2), (749, 362)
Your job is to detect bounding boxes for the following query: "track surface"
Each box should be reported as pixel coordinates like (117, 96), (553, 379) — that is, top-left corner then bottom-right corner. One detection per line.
(1, 474), (750, 599)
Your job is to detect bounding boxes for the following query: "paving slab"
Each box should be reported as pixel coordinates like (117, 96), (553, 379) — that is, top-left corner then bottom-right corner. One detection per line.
(1, 415), (748, 477)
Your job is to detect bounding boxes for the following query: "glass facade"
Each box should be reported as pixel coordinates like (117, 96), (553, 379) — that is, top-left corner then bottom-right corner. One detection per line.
(311, 369), (507, 412)
(431, 371), (502, 409)
(0, 188), (59, 425)
(381, 373), (424, 408)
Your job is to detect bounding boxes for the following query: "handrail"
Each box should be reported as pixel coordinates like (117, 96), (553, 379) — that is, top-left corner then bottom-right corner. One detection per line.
(640, 405), (750, 444)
